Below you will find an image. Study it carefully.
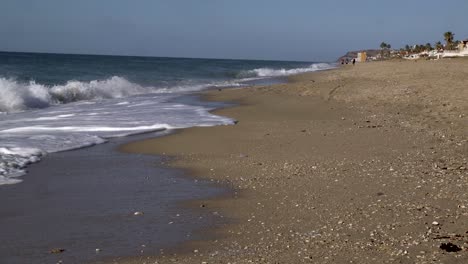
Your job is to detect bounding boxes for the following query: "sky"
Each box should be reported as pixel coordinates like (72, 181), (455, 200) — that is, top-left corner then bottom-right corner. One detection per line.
(1, 0), (467, 62)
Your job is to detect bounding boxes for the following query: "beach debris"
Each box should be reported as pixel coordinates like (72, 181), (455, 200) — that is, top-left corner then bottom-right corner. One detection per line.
(133, 211), (144, 216)
(234, 120), (239, 124)
(49, 248), (65, 254)
(439, 242), (462, 252)
(433, 235), (452, 240)
(431, 221), (439, 226)
(95, 248), (101, 253)
(200, 204), (206, 208)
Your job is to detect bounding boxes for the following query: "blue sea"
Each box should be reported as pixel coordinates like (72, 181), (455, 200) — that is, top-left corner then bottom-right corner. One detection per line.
(0, 52), (335, 185)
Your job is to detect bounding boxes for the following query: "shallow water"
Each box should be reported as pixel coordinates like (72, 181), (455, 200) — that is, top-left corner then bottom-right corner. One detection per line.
(0, 132), (228, 264)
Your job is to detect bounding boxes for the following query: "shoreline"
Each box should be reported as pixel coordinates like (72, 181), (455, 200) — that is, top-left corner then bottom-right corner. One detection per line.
(119, 59), (467, 263)
(0, 132), (230, 264)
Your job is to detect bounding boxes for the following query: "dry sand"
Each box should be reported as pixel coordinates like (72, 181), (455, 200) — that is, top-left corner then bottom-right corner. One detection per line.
(118, 59), (467, 264)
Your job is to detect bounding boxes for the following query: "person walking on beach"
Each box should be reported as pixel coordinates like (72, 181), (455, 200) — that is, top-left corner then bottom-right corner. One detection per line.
(352, 58), (356, 65)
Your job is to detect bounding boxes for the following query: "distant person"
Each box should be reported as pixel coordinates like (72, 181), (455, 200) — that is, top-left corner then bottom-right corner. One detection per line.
(352, 58), (356, 65)
(345, 58), (349, 64)
(341, 59), (344, 65)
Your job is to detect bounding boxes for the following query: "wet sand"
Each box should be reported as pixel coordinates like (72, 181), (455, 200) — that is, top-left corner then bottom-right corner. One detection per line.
(120, 59), (467, 264)
(0, 134), (227, 264)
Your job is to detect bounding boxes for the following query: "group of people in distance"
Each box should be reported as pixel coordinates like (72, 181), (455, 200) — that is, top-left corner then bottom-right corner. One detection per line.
(341, 58), (356, 65)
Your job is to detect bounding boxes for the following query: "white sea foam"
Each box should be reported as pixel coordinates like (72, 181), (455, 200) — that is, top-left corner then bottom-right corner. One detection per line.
(0, 78), (50, 112)
(0, 125), (172, 133)
(0, 91), (234, 185)
(0, 76), (152, 113)
(0, 76), (246, 113)
(151, 80), (245, 94)
(0, 147), (45, 184)
(241, 63), (336, 78)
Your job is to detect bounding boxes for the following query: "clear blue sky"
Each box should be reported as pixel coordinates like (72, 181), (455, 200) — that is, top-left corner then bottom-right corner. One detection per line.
(1, 0), (467, 62)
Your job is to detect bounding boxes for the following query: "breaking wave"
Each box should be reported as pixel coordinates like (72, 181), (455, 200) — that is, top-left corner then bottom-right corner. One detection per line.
(0, 63), (335, 113)
(0, 76), (151, 113)
(0, 76), (248, 113)
(237, 63), (336, 78)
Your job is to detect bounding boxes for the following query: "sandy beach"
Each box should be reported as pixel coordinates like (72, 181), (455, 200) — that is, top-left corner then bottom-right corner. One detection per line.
(120, 59), (467, 264)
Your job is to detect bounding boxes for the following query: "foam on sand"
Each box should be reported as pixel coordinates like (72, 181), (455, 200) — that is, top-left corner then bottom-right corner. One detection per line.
(0, 147), (44, 184)
(0, 92), (234, 185)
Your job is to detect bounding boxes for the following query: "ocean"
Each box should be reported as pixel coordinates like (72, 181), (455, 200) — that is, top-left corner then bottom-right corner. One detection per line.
(0, 51), (335, 185)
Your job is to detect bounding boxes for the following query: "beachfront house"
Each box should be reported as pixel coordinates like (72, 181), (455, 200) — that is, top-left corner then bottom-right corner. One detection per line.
(458, 40), (468, 51)
(356, 52), (367, 62)
(443, 39), (468, 58)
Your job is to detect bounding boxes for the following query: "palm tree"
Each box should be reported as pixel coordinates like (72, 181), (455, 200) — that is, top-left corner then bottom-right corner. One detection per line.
(380, 42), (388, 49)
(444, 31), (455, 50)
(380, 42), (391, 58)
(425, 43), (432, 51)
(435, 41), (443, 51)
(405, 44), (410, 53)
(414, 45), (420, 53)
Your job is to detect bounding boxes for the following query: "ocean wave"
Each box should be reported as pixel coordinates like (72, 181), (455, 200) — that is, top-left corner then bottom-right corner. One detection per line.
(151, 80), (245, 94)
(0, 76), (249, 113)
(0, 76), (152, 113)
(0, 90), (235, 185)
(0, 63), (335, 113)
(237, 63), (336, 78)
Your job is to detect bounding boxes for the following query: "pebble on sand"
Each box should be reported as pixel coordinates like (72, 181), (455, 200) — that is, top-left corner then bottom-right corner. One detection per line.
(49, 248), (65, 254)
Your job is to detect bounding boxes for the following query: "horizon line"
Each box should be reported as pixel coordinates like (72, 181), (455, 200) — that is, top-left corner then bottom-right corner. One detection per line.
(0, 50), (325, 63)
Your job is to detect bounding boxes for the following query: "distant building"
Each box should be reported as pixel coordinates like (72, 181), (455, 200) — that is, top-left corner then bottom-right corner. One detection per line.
(443, 39), (468, 58)
(458, 40), (468, 51)
(404, 54), (420, 60)
(356, 52), (367, 62)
